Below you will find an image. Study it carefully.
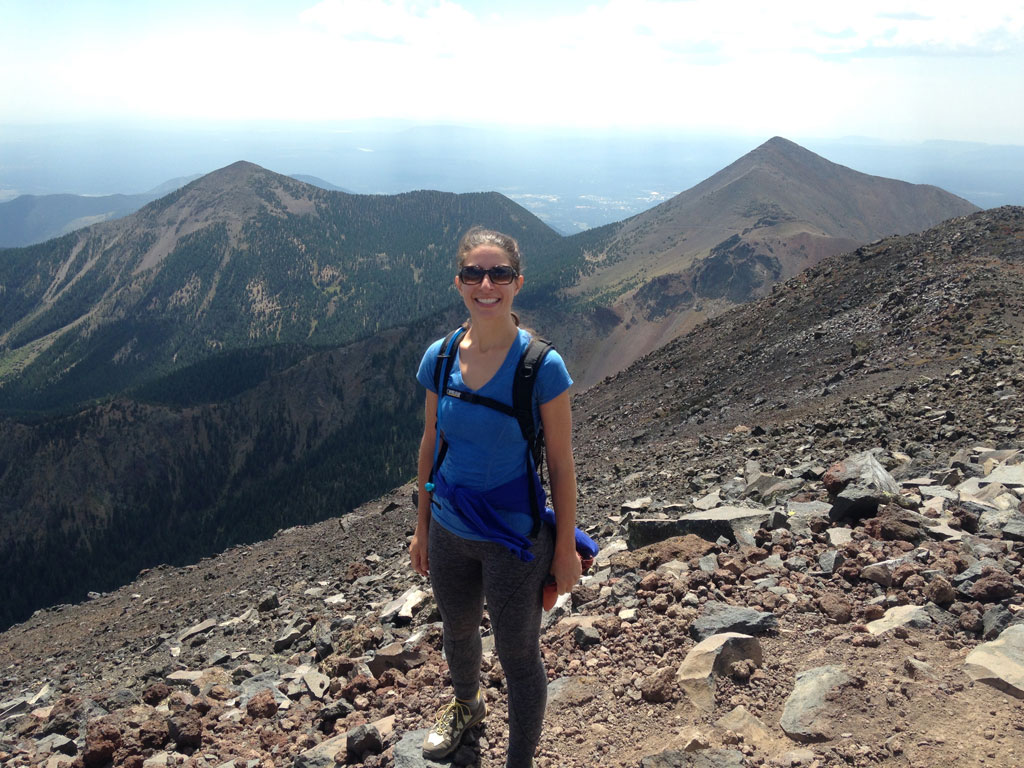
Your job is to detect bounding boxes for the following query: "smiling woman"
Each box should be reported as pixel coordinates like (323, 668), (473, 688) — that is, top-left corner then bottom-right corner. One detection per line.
(410, 226), (581, 767)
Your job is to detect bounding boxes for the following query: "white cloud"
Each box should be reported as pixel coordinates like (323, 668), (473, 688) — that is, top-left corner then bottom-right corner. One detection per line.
(1, 0), (1022, 141)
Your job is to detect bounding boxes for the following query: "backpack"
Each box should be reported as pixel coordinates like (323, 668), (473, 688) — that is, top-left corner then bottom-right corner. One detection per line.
(426, 326), (553, 536)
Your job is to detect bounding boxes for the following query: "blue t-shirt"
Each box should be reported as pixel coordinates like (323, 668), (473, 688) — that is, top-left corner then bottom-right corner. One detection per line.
(416, 328), (573, 541)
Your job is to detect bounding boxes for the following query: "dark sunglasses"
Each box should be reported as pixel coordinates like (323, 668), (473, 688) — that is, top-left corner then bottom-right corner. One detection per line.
(457, 265), (519, 285)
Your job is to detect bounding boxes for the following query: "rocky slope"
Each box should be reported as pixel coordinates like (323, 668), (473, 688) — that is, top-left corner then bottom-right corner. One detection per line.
(1, 208), (1022, 768)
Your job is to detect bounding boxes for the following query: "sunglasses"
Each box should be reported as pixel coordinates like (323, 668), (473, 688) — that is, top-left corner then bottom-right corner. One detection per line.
(457, 265), (519, 285)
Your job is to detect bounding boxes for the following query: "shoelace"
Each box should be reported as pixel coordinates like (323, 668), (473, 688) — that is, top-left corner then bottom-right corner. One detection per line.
(433, 700), (471, 732)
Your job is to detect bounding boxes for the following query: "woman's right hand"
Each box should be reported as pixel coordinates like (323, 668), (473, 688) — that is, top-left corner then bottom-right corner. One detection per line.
(409, 529), (429, 577)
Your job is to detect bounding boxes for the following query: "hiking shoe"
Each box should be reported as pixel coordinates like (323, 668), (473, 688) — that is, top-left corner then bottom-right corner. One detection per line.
(421, 693), (486, 759)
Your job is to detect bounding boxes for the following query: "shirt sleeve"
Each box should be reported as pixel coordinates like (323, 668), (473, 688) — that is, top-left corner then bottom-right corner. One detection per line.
(416, 337), (445, 393)
(535, 347), (573, 405)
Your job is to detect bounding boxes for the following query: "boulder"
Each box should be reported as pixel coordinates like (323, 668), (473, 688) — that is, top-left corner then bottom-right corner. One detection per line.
(628, 507), (771, 549)
(690, 601), (777, 641)
(963, 624), (1024, 699)
(780, 665), (851, 742)
(866, 605), (933, 635)
(676, 633), (762, 711)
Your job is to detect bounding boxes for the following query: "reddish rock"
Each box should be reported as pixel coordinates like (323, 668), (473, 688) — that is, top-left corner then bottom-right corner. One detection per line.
(83, 719), (122, 767)
(142, 683), (171, 705)
(638, 572), (664, 592)
(341, 674), (377, 702)
(138, 716), (169, 750)
(246, 690), (279, 719)
(639, 666), (676, 703)
(969, 569), (1015, 602)
(925, 576), (956, 605)
(346, 562), (371, 581)
(818, 594), (853, 624)
(168, 710), (203, 750)
(959, 609), (984, 633)
(861, 604), (886, 621)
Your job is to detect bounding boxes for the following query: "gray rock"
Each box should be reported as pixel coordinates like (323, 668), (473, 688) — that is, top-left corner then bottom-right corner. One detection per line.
(780, 665), (851, 742)
(963, 624), (1024, 698)
(35, 733), (76, 755)
(693, 490), (722, 511)
(367, 641), (426, 677)
(676, 633), (762, 710)
(573, 625), (602, 649)
(310, 619), (333, 659)
(818, 550), (844, 575)
(1003, 517), (1024, 542)
(830, 486), (893, 521)
(826, 528), (854, 546)
(866, 605), (933, 635)
(380, 587), (430, 626)
(952, 558), (1005, 586)
(258, 590), (280, 612)
(698, 554), (719, 573)
(628, 507), (771, 549)
(783, 501), (833, 536)
(292, 733), (347, 768)
(860, 557), (908, 587)
(346, 724), (384, 760)
(982, 606), (1014, 640)
(274, 618), (311, 652)
(179, 619), (217, 643)
(303, 670), (330, 700)
(394, 729), (453, 767)
(984, 464), (1024, 487)
(239, 673), (290, 710)
(640, 748), (744, 768)
(690, 601), (777, 641)
(824, 451), (900, 496)
(623, 496), (654, 513)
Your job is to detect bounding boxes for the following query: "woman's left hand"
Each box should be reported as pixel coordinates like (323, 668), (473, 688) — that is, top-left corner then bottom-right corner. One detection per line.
(550, 544), (583, 596)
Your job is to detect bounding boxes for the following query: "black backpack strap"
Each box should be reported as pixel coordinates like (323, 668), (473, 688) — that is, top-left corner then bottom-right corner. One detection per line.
(512, 338), (553, 461)
(433, 327), (466, 395)
(426, 327), (467, 491)
(513, 337), (553, 537)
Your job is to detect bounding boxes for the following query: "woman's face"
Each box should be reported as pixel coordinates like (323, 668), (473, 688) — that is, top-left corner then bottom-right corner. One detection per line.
(455, 244), (523, 320)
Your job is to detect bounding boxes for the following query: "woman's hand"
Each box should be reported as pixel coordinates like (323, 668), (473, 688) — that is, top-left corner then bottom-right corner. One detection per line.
(409, 528), (429, 577)
(550, 543), (582, 595)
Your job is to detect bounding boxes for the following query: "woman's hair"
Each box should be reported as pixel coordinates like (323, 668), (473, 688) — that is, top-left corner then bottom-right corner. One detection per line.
(456, 226), (522, 273)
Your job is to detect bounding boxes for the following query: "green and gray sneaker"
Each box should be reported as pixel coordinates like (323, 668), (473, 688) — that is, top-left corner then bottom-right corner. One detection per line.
(421, 692), (486, 759)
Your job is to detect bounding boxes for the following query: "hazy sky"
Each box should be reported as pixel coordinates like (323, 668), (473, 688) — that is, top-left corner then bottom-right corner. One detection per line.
(2, 0), (1023, 143)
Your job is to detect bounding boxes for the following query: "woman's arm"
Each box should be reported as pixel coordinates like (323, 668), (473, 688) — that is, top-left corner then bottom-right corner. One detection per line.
(410, 389), (438, 577)
(539, 389), (582, 595)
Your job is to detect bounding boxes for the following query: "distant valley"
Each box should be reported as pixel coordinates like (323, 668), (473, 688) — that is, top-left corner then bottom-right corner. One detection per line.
(0, 138), (981, 629)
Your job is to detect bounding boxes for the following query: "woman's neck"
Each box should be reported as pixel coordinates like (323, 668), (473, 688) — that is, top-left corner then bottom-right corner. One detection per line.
(466, 317), (518, 353)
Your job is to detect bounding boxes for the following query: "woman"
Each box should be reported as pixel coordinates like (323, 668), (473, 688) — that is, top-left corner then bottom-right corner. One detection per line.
(410, 227), (581, 767)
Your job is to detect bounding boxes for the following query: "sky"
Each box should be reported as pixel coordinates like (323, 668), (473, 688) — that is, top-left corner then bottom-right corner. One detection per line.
(2, 0), (1024, 144)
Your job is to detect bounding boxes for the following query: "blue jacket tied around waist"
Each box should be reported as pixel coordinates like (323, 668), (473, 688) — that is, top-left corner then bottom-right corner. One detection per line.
(432, 469), (598, 563)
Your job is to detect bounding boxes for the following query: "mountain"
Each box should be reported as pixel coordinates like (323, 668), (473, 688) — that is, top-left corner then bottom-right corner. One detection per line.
(562, 137), (981, 387)
(0, 161), (569, 413)
(0, 208), (1021, 768)
(0, 173), (348, 248)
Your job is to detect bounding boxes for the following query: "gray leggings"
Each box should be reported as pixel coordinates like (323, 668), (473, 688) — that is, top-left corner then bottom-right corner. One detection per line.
(428, 520), (553, 768)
